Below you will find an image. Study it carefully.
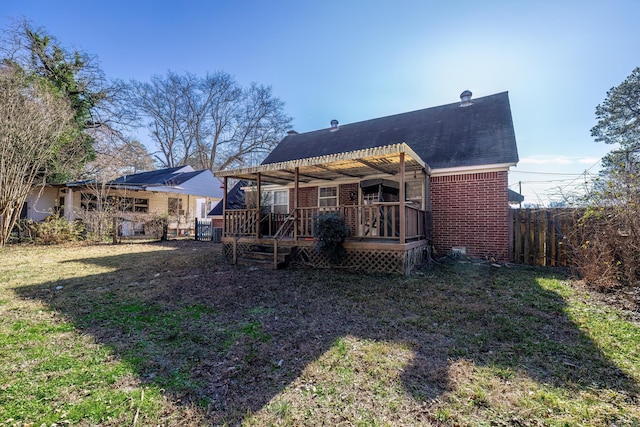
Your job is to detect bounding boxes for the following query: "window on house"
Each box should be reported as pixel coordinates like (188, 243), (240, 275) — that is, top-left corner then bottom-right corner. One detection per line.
(81, 193), (98, 211)
(80, 193), (149, 213)
(119, 197), (133, 212)
(272, 190), (289, 214)
(319, 186), (338, 207)
(133, 198), (149, 213)
(168, 197), (184, 216)
(264, 190), (288, 214)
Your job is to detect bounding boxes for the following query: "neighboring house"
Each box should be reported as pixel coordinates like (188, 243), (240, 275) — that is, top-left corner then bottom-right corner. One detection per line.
(24, 166), (223, 237)
(208, 180), (247, 229)
(214, 91), (519, 273)
(508, 189), (525, 206)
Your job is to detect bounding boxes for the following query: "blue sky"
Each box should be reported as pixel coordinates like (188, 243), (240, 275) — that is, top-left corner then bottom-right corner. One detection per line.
(3, 0), (639, 204)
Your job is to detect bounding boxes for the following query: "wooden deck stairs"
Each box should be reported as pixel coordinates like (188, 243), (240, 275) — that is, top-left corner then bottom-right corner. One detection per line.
(236, 243), (294, 270)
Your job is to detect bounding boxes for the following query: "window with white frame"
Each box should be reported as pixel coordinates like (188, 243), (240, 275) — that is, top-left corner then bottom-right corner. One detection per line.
(318, 186), (338, 207)
(266, 190), (289, 214)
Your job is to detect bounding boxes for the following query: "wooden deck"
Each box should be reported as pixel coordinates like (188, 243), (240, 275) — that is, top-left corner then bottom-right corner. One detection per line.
(222, 235), (430, 275)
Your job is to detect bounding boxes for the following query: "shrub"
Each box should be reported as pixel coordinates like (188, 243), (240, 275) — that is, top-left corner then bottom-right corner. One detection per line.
(34, 215), (85, 244)
(144, 214), (168, 240)
(10, 219), (37, 242)
(313, 212), (350, 264)
(571, 204), (640, 289)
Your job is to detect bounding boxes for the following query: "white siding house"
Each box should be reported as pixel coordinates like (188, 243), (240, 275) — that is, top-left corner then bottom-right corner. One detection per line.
(24, 166), (223, 237)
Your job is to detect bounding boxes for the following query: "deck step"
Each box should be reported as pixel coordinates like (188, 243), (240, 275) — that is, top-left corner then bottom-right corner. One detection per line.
(236, 244), (294, 270)
(248, 244), (292, 255)
(237, 257), (289, 270)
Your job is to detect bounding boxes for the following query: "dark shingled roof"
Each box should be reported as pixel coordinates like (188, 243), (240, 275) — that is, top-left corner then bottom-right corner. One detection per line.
(262, 92), (518, 170)
(508, 189), (525, 204)
(208, 180), (247, 216)
(108, 166), (202, 186)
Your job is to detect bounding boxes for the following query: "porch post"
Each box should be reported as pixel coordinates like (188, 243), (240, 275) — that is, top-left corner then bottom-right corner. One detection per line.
(399, 152), (406, 244)
(294, 167), (299, 240)
(64, 187), (74, 221)
(187, 194), (191, 236)
(222, 177), (228, 237)
(256, 173), (261, 238)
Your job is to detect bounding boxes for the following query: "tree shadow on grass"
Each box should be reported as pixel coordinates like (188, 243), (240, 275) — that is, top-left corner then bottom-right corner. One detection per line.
(15, 241), (640, 424)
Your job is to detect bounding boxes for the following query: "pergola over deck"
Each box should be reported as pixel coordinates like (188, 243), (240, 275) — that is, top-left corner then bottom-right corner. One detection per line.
(215, 142), (431, 245)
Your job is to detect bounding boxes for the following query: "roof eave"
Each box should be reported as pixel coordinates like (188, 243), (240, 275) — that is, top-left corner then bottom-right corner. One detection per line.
(430, 162), (517, 177)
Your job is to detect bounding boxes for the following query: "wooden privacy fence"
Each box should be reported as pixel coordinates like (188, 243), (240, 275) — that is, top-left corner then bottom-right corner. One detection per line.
(510, 208), (582, 266)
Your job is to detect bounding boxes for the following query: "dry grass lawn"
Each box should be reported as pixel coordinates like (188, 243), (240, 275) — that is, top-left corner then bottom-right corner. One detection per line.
(0, 240), (638, 426)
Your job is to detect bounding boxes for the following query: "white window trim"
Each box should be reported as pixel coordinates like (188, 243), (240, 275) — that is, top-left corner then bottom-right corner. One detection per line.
(265, 189), (289, 214)
(318, 186), (338, 207)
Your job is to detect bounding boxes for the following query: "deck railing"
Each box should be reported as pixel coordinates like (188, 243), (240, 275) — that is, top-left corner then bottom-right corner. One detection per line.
(223, 209), (258, 237)
(223, 203), (428, 241)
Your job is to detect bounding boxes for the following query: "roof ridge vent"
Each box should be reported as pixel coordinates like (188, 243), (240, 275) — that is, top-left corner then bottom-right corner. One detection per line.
(330, 119), (339, 131)
(460, 90), (473, 107)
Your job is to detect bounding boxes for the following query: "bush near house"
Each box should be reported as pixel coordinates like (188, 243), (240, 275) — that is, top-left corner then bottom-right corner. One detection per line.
(313, 212), (350, 264)
(13, 215), (85, 244)
(573, 205), (640, 289)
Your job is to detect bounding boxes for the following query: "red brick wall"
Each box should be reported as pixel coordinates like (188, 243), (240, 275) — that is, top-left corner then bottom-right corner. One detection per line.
(339, 183), (358, 206)
(339, 183), (358, 234)
(290, 187), (318, 209)
(430, 171), (510, 260)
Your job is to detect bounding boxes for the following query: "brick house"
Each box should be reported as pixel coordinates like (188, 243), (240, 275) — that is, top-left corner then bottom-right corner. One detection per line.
(214, 91), (519, 272)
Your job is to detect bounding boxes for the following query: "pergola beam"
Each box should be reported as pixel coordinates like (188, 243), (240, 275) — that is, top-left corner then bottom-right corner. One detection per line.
(314, 164), (365, 178)
(278, 169), (323, 181)
(255, 173), (296, 185)
(355, 159), (396, 175)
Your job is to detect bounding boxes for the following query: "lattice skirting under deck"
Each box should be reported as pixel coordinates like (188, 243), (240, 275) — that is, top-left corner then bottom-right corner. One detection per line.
(223, 241), (430, 275)
(222, 241), (257, 259)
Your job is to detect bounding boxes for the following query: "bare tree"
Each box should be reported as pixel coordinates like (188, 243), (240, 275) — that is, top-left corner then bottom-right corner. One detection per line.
(214, 83), (291, 170)
(128, 72), (190, 167)
(127, 71), (292, 171)
(85, 137), (155, 181)
(74, 135), (156, 240)
(0, 65), (75, 246)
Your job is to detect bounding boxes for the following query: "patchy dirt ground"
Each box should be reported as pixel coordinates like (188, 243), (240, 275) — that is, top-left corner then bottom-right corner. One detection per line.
(575, 279), (640, 325)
